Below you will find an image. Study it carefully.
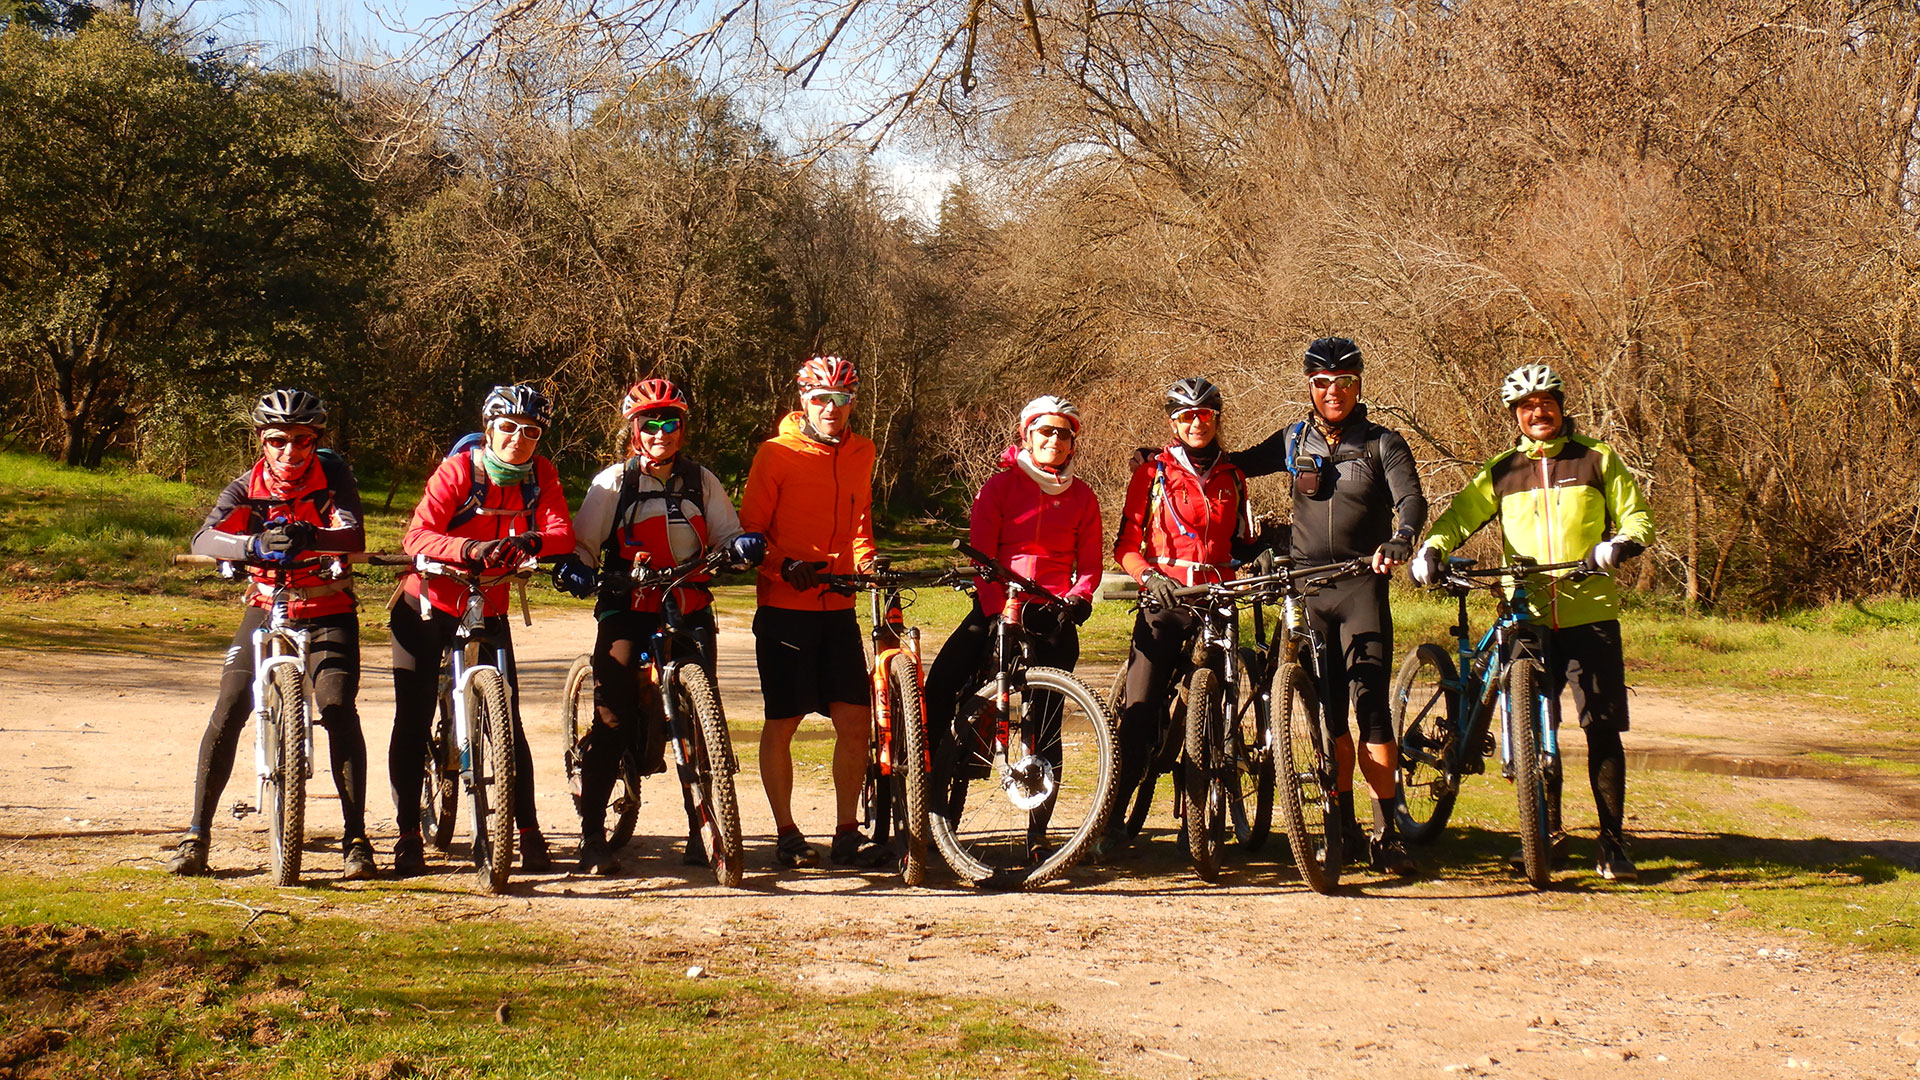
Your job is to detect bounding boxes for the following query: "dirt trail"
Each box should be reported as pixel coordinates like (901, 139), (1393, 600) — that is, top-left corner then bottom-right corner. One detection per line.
(3, 608), (1918, 1078)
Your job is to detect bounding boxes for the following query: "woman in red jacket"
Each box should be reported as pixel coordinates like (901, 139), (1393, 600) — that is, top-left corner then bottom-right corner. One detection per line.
(387, 384), (576, 876)
(167, 389), (374, 880)
(1107, 376), (1254, 854)
(920, 395), (1104, 857)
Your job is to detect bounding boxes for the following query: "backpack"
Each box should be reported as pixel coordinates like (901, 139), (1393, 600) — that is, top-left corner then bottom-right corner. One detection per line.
(1282, 419), (1386, 485)
(599, 452), (708, 578)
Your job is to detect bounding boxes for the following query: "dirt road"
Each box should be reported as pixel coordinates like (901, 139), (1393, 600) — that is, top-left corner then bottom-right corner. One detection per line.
(3, 608), (1917, 1078)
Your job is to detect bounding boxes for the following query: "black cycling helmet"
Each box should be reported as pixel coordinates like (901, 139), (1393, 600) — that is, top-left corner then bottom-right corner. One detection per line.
(481, 384), (553, 426)
(1303, 337), (1364, 374)
(1164, 376), (1224, 415)
(252, 388), (327, 430)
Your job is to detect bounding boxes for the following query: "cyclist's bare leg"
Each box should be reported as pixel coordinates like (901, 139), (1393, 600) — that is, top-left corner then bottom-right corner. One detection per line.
(759, 715), (804, 830)
(1332, 734), (1357, 792)
(1357, 740), (1397, 801)
(828, 701), (871, 827)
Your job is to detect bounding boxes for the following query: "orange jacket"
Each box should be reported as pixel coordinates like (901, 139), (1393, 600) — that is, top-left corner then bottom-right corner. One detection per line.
(739, 412), (878, 611)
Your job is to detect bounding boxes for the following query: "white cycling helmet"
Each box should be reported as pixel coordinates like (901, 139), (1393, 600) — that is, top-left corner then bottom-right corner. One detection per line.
(1019, 394), (1081, 436)
(1500, 363), (1564, 407)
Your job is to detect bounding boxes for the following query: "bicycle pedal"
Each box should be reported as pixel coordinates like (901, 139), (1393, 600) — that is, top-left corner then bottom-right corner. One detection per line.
(230, 800), (255, 819)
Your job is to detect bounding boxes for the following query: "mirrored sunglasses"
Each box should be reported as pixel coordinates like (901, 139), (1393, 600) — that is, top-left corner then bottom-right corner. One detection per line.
(262, 434), (316, 450)
(1031, 424), (1076, 441)
(638, 416), (684, 435)
(1309, 373), (1361, 391)
(805, 391), (855, 407)
(1172, 408), (1218, 424)
(492, 419), (544, 439)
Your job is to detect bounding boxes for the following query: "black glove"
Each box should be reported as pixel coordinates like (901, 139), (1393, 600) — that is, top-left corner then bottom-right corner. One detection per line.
(1063, 597), (1093, 626)
(729, 532), (767, 567)
(1129, 446), (1156, 470)
(1376, 536), (1414, 564)
(255, 520), (316, 559)
(780, 558), (828, 590)
(1141, 571), (1181, 610)
(464, 537), (530, 568)
(1021, 604), (1062, 635)
(551, 556), (596, 598)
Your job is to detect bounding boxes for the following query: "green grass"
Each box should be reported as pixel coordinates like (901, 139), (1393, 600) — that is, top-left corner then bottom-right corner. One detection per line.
(0, 870), (1093, 1080)
(1390, 760), (1920, 952)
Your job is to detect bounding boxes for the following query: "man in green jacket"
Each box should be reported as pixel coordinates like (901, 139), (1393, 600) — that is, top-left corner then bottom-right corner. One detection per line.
(1410, 363), (1655, 882)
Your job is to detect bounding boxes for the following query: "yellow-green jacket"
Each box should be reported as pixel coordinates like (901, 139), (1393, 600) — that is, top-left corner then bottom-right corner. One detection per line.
(1421, 429), (1654, 629)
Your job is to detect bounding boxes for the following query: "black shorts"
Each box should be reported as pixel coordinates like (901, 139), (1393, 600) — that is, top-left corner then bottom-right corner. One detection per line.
(753, 606), (869, 719)
(1546, 619), (1630, 734)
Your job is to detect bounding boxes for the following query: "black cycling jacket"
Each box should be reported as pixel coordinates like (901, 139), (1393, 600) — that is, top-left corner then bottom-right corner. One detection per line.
(1234, 403), (1428, 564)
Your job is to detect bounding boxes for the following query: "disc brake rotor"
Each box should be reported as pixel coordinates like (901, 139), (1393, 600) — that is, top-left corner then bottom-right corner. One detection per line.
(1001, 754), (1056, 810)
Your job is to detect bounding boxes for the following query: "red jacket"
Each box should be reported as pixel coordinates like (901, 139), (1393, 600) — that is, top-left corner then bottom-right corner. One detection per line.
(970, 447), (1104, 617)
(192, 454), (366, 620)
(738, 412), (877, 612)
(401, 450), (575, 618)
(1113, 446), (1252, 585)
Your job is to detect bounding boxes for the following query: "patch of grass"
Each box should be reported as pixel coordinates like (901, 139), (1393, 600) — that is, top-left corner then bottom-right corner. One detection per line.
(1805, 751), (1920, 777)
(1398, 762), (1920, 953)
(0, 870), (1095, 1080)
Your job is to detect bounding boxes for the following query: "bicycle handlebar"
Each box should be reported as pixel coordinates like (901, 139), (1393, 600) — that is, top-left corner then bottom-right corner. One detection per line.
(952, 539), (1064, 607)
(605, 548), (734, 594)
(1148, 557), (1371, 608)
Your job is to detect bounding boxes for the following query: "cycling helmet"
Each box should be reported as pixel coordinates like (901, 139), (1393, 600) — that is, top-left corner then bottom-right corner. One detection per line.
(1164, 376), (1223, 416)
(622, 377), (689, 418)
(1019, 394), (1081, 435)
(1500, 363), (1565, 407)
(251, 388), (327, 430)
(796, 355), (858, 390)
(482, 383), (553, 425)
(1303, 337), (1364, 374)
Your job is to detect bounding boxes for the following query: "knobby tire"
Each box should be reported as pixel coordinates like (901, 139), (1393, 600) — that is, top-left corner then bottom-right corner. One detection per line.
(1276, 660), (1341, 894)
(1508, 659), (1552, 888)
(1229, 646), (1275, 851)
(886, 653), (932, 887)
(468, 668), (516, 894)
(266, 663), (307, 887)
(675, 664), (743, 888)
(1392, 643), (1462, 845)
(425, 680), (460, 852)
(1182, 667), (1223, 882)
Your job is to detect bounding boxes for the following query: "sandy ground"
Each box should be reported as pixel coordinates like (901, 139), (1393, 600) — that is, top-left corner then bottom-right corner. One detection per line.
(3, 607), (1918, 1079)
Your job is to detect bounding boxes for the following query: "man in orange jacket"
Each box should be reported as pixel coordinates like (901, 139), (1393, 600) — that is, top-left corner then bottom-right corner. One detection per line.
(739, 356), (887, 869)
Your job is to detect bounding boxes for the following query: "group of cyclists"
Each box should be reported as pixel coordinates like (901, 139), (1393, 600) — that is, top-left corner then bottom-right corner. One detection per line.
(164, 337), (1654, 887)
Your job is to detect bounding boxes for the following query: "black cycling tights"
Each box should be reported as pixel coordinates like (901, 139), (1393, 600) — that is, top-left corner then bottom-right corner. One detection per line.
(1302, 574), (1394, 745)
(189, 606), (366, 843)
(576, 608), (715, 840)
(387, 601), (539, 836)
(1114, 607), (1199, 815)
(1547, 619), (1632, 842)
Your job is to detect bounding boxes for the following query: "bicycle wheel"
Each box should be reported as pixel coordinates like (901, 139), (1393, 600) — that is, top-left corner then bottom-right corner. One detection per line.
(1182, 667), (1227, 882)
(1507, 659), (1552, 888)
(674, 664), (743, 888)
(885, 653), (932, 886)
(467, 667), (516, 895)
(1392, 643), (1461, 844)
(929, 667), (1117, 890)
(1228, 646), (1275, 851)
(264, 662), (307, 887)
(424, 681), (460, 852)
(1275, 660), (1341, 894)
(559, 654), (641, 851)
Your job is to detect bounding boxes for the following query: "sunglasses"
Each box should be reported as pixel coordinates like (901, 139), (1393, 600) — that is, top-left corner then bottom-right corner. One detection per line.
(638, 416), (684, 435)
(1172, 408), (1218, 424)
(1031, 424), (1076, 441)
(805, 391), (855, 407)
(262, 434), (316, 450)
(1309, 373), (1361, 391)
(492, 419), (544, 440)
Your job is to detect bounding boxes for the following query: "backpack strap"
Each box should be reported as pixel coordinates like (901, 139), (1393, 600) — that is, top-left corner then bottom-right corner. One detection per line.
(447, 448), (541, 532)
(1283, 421), (1308, 479)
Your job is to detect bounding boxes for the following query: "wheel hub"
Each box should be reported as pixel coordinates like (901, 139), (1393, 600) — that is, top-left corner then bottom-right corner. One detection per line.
(1001, 754), (1055, 810)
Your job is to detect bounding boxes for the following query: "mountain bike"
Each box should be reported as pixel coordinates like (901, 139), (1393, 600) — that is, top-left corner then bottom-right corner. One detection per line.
(559, 550), (744, 887)
(1255, 557), (1375, 894)
(1392, 556), (1600, 888)
(922, 540), (1118, 890)
(174, 552), (359, 886)
(817, 558), (948, 886)
(406, 555), (536, 895)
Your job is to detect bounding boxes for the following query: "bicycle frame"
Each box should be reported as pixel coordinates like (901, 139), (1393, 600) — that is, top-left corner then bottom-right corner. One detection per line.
(237, 567), (318, 817)
(616, 550), (735, 807)
(412, 557), (526, 806)
(1436, 566), (1563, 784)
(865, 564), (925, 798)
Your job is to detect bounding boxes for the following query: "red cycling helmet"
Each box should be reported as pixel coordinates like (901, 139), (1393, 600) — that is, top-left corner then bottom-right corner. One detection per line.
(796, 355), (858, 390)
(622, 377), (689, 418)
